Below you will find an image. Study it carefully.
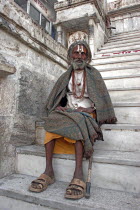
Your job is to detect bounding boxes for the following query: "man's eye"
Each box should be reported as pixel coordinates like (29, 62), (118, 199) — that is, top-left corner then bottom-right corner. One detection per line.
(74, 52), (79, 55)
(81, 52), (86, 55)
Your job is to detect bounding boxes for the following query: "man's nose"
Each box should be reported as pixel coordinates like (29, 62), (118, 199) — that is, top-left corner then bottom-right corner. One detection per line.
(78, 52), (82, 58)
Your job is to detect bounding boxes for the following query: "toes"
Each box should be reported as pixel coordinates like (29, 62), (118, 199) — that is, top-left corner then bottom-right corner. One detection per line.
(66, 189), (72, 195)
(31, 183), (43, 189)
(66, 189), (81, 195)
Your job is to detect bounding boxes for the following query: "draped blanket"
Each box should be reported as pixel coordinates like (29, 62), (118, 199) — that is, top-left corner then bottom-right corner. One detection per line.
(43, 64), (117, 155)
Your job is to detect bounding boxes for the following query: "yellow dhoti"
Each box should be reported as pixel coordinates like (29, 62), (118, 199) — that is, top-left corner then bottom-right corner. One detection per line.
(44, 113), (96, 154)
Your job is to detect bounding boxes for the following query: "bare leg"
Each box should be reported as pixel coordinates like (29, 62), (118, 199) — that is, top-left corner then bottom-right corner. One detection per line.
(66, 140), (84, 196)
(73, 140), (84, 180)
(30, 139), (55, 190)
(44, 139), (55, 177)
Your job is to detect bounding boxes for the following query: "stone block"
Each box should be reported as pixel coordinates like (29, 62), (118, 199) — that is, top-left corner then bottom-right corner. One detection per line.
(114, 106), (140, 124)
(0, 76), (17, 116)
(56, 3), (97, 23)
(95, 129), (140, 152)
(109, 89), (140, 103)
(104, 77), (140, 89)
(18, 67), (56, 117)
(0, 116), (16, 178)
(100, 68), (140, 78)
(93, 60), (140, 70)
(93, 54), (140, 65)
(10, 114), (36, 146)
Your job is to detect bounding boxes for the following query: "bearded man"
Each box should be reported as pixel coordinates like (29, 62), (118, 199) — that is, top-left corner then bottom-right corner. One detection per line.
(29, 41), (117, 199)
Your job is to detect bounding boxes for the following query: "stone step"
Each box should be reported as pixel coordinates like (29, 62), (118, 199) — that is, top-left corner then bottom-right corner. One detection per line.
(35, 122), (140, 152)
(114, 105), (140, 124)
(92, 54), (140, 65)
(97, 64), (140, 72)
(95, 124), (140, 152)
(110, 30), (140, 40)
(0, 174), (140, 210)
(110, 33), (140, 42)
(100, 68), (140, 77)
(99, 41), (140, 51)
(16, 146), (140, 193)
(92, 59), (140, 70)
(109, 88), (140, 103)
(35, 123), (140, 151)
(97, 46), (140, 56)
(105, 37), (140, 46)
(104, 75), (140, 89)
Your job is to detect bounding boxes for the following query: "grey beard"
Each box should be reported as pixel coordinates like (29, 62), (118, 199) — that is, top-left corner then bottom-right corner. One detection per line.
(71, 60), (87, 70)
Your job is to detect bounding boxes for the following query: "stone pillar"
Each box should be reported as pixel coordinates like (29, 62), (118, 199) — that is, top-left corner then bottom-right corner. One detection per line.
(56, 25), (63, 44)
(103, 0), (107, 13)
(27, 0), (30, 14)
(88, 18), (95, 59)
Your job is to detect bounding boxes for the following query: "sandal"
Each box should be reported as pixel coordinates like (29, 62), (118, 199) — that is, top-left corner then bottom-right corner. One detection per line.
(29, 174), (55, 193)
(65, 178), (86, 200)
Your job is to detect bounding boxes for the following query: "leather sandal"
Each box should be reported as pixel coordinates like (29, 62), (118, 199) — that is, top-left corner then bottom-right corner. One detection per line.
(29, 174), (55, 193)
(65, 178), (86, 200)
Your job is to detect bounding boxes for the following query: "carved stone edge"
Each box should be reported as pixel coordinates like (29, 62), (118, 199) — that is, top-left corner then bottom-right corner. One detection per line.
(0, 63), (16, 77)
(107, 3), (140, 17)
(54, 0), (106, 20)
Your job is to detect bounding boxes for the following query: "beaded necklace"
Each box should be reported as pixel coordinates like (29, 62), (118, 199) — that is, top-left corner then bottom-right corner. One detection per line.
(72, 70), (86, 99)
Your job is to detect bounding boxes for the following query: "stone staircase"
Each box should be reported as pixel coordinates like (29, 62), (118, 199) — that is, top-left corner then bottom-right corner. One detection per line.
(0, 30), (140, 210)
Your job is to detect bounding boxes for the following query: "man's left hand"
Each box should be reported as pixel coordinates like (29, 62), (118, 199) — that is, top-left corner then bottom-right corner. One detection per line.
(75, 107), (95, 113)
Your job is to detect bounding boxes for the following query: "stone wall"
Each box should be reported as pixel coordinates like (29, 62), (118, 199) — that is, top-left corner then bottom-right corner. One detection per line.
(108, 0), (140, 34)
(0, 0), (67, 178)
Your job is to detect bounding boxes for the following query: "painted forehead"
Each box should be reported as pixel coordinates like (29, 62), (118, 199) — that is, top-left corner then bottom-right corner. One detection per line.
(72, 45), (87, 53)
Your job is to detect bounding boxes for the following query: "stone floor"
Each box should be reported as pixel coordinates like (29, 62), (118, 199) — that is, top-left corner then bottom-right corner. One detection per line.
(0, 174), (140, 210)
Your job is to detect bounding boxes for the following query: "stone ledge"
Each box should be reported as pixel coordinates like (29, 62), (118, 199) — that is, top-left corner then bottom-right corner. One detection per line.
(54, 0), (105, 20)
(0, 63), (16, 77)
(0, 174), (139, 210)
(16, 145), (140, 167)
(100, 41), (139, 51)
(97, 47), (140, 55)
(111, 29), (140, 38)
(107, 36), (140, 43)
(98, 65), (140, 72)
(92, 57), (140, 66)
(108, 3), (140, 17)
(100, 42), (140, 50)
(101, 123), (140, 131)
(103, 74), (140, 80)
(113, 102), (140, 107)
(108, 87), (140, 91)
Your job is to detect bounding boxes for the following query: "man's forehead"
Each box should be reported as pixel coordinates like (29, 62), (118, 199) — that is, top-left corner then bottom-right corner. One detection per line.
(72, 45), (87, 52)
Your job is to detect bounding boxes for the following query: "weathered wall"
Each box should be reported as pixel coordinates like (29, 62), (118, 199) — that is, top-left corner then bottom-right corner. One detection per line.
(0, 0), (67, 178)
(108, 1), (140, 34)
(110, 11), (140, 34)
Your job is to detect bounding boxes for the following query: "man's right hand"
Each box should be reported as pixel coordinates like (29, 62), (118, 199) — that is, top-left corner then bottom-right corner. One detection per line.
(55, 106), (67, 112)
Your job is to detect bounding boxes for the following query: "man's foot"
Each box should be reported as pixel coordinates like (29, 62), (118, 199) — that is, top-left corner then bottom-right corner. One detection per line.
(65, 178), (86, 200)
(29, 173), (55, 193)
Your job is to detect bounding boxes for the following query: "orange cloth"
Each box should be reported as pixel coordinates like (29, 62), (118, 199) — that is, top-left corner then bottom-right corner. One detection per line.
(44, 112), (96, 154)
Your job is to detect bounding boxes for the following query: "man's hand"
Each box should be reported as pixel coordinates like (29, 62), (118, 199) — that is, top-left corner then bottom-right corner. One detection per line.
(55, 106), (67, 112)
(75, 107), (95, 113)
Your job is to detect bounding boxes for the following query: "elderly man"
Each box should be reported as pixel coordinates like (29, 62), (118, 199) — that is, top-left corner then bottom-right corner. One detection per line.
(29, 41), (117, 199)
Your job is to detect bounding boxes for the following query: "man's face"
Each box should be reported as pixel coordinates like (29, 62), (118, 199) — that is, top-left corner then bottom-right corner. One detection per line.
(72, 45), (87, 61)
(71, 45), (88, 70)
